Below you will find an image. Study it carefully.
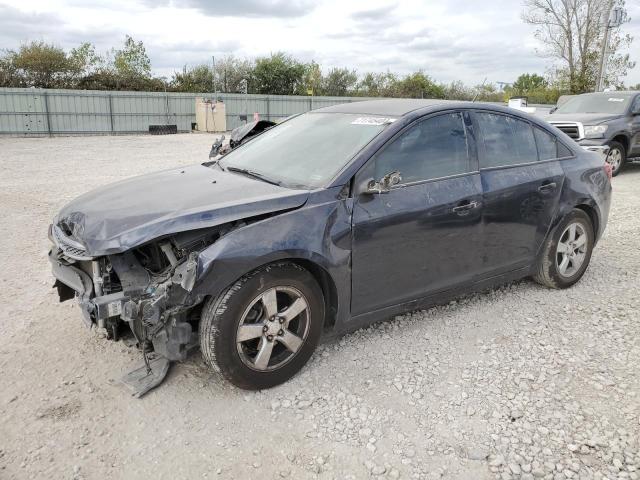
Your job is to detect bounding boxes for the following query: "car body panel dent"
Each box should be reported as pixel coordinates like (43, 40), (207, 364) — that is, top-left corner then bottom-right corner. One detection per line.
(193, 186), (353, 329)
(555, 153), (612, 242)
(55, 164), (310, 256)
(479, 160), (565, 275)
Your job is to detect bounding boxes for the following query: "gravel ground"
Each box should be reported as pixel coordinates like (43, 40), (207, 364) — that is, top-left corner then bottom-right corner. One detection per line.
(0, 134), (638, 480)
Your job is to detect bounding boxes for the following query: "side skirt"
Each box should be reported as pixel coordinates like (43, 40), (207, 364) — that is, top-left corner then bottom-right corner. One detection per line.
(330, 266), (532, 337)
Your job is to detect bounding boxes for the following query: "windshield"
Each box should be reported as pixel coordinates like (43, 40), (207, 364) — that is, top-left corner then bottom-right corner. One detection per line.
(217, 113), (392, 188)
(555, 94), (631, 114)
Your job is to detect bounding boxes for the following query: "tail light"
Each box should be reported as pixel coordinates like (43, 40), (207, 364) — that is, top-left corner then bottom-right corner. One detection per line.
(603, 162), (613, 180)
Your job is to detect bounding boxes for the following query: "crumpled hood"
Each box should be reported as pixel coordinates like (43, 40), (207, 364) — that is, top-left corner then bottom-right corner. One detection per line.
(55, 164), (309, 255)
(543, 113), (623, 125)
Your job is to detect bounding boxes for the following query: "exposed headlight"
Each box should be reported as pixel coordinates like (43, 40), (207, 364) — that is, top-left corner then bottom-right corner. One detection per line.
(584, 125), (608, 138)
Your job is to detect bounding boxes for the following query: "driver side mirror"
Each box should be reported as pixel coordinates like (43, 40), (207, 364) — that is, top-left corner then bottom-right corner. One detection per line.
(362, 171), (402, 195)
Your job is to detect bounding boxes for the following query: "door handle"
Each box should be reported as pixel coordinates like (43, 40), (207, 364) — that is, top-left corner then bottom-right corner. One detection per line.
(452, 201), (478, 213)
(538, 182), (557, 193)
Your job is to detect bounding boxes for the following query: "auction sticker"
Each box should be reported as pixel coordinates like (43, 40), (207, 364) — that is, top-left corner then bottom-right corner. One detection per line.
(351, 117), (396, 125)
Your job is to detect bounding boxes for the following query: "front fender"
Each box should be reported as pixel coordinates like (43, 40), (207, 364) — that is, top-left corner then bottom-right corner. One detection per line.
(191, 188), (353, 330)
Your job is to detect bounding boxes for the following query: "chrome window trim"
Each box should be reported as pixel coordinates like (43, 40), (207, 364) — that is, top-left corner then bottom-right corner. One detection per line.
(389, 170), (481, 189)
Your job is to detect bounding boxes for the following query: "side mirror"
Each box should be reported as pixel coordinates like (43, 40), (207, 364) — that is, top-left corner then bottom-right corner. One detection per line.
(209, 135), (226, 158)
(362, 171), (402, 194)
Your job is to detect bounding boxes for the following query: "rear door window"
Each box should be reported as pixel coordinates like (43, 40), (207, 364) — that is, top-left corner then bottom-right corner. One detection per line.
(534, 127), (558, 160)
(375, 112), (471, 183)
(475, 112), (538, 168)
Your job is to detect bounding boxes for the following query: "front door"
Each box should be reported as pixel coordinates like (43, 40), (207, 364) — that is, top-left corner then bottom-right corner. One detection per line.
(472, 111), (565, 276)
(351, 111), (483, 316)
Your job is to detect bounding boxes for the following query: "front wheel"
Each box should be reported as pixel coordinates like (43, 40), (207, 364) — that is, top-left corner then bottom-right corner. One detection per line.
(606, 140), (626, 177)
(199, 262), (324, 389)
(533, 209), (595, 289)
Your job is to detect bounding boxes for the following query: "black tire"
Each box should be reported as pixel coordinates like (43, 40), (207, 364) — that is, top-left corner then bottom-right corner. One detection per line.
(533, 209), (595, 289)
(199, 262), (324, 390)
(607, 140), (626, 177)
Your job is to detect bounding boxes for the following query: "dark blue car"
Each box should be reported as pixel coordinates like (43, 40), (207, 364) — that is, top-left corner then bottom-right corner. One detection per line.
(49, 99), (612, 394)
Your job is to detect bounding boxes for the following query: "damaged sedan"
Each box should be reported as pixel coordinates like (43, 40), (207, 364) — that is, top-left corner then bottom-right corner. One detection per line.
(49, 99), (611, 395)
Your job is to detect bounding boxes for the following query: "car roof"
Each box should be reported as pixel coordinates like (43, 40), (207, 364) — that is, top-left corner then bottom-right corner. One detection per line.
(314, 99), (455, 116)
(574, 91), (639, 97)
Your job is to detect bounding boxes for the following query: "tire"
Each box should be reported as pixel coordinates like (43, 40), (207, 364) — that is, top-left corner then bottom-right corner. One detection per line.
(199, 262), (324, 390)
(606, 140), (626, 177)
(533, 209), (595, 289)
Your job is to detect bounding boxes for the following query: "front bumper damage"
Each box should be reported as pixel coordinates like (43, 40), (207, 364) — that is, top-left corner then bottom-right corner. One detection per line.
(48, 243), (201, 397)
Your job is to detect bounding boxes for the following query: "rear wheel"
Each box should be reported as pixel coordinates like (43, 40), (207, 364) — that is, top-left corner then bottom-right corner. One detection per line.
(606, 140), (626, 177)
(199, 262), (324, 389)
(533, 209), (595, 289)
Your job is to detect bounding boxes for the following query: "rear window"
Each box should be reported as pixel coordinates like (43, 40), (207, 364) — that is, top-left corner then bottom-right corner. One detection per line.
(476, 112), (538, 168)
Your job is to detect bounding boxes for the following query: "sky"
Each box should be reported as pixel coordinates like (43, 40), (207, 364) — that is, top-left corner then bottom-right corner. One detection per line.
(1, 0), (639, 87)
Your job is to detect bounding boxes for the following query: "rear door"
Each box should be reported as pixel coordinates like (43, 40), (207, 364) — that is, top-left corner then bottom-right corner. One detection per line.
(472, 111), (566, 276)
(351, 111), (483, 315)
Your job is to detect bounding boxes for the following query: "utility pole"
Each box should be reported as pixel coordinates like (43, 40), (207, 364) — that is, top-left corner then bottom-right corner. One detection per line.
(596, 3), (624, 92)
(211, 56), (217, 100)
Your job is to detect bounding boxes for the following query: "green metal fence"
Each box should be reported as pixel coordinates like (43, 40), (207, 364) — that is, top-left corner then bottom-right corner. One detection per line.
(0, 88), (375, 136)
(0, 87), (553, 136)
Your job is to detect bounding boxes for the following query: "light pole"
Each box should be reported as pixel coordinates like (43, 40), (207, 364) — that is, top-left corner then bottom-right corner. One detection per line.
(596, 3), (625, 92)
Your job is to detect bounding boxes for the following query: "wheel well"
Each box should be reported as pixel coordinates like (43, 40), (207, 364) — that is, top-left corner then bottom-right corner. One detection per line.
(289, 259), (339, 332)
(575, 204), (599, 239)
(611, 134), (629, 154)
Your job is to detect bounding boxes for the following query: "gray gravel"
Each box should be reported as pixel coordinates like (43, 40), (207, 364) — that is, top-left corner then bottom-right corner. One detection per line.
(0, 134), (638, 480)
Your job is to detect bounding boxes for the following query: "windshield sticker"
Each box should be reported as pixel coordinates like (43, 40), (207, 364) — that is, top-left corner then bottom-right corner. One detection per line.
(351, 117), (397, 126)
(608, 97), (625, 102)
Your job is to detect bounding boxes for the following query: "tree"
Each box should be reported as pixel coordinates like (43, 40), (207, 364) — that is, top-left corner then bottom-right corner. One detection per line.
(472, 83), (505, 102)
(69, 42), (102, 78)
(512, 73), (548, 93)
(297, 61), (321, 95)
(0, 53), (20, 87)
(1, 41), (81, 88)
(321, 67), (357, 96)
(171, 64), (213, 93)
(214, 56), (254, 93)
(630, 83), (640, 90)
(250, 52), (306, 95)
(522, 0), (635, 93)
(443, 81), (473, 100)
(113, 35), (151, 79)
(356, 71), (399, 97)
(396, 71), (445, 99)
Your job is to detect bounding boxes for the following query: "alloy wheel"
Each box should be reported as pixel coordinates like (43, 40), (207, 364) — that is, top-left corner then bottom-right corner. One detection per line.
(556, 222), (588, 278)
(606, 147), (622, 173)
(236, 286), (310, 371)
